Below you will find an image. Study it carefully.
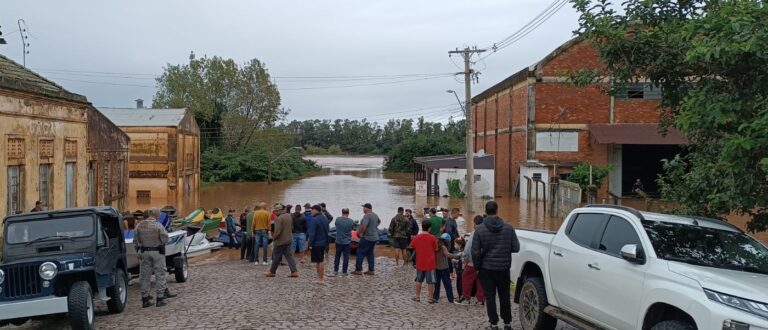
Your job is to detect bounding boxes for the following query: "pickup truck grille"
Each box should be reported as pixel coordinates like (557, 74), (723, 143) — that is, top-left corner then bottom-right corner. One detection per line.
(1, 263), (43, 299)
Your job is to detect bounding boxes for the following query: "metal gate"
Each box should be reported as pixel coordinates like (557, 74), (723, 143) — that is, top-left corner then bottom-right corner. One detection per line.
(550, 180), (582, 218)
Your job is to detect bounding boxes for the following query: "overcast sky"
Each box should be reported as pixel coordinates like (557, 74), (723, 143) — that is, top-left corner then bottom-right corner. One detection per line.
(1, 0), (580, 123)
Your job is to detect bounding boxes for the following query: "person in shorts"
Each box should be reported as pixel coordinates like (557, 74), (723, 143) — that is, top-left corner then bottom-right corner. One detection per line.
(409, 220), (439, 303)
(388, 206), (411, 268)
(308, 205), (330, 284)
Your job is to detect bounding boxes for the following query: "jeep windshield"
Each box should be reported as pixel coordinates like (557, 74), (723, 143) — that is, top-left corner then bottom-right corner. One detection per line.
(644, 221), (768, 275)
(6, 216), (95, 245)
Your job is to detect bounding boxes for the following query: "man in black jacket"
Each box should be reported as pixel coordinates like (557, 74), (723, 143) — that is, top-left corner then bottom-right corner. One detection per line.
(470, 201), (520, 330)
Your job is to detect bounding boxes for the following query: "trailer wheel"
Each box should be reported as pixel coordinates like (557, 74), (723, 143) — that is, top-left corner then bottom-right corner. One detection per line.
(174, 256), (188, 283)
(519, 277), (557, 330)
(68, 281), (94, 330)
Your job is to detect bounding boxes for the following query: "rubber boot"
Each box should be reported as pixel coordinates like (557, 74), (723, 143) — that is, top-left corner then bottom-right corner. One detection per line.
(142, 296), (153, 308)
(163, 289), (178, 298)
(156, 297), (167, 307)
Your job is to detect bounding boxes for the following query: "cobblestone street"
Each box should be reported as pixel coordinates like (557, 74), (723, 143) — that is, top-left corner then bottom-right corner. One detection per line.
(7, 250), (573, 330)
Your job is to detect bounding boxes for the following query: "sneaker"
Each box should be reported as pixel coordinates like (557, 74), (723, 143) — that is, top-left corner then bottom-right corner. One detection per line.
(351, 271), (363, 275)
(263, 272), (276, 277)
(363, 271), (375, 276)
(340, 272), (349, 276)
(503, 324), (512, 330)
(454, 299), (470, 305)
(484, 326), (499, 330)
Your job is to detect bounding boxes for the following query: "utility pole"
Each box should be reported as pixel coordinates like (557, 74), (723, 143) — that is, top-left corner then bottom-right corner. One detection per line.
(449, 47), (485, 216)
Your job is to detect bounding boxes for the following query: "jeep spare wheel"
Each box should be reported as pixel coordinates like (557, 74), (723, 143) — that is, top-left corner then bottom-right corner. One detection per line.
(174, 255), (188, 283)
(68, 281), (94, 330)
(107, 269), (128, 313)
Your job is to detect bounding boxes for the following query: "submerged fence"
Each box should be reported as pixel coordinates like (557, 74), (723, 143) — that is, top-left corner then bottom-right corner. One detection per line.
(549, 180), (582, 218)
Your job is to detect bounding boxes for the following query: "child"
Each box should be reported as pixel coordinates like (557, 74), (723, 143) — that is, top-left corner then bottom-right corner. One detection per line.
(409, 220), (439, 303)
(453, 236), (466, 302)
(433, 233), (461, 303)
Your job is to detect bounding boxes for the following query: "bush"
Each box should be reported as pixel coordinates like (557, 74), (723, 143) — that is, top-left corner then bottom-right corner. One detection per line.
(566, 163), (612, 190)
(201, 144), (317, 183)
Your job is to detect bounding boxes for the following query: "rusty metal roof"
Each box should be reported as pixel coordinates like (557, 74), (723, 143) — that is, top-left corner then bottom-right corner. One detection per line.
(97, 107), (188, 127)
(589, 123), (688, 145)
(0, 54), (88, 103)
(414, 154), (495, 170)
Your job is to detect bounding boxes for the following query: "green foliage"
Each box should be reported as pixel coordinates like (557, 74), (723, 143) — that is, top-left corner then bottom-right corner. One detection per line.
(201, 144), (317, 183)
(153, 55), (286, 150)
(446, 179), (466, 198)
(567, 163), (611, 190)
(303, 144), (348, 155)
(383, 121), (466, 172)
(573, 0), (768, 232)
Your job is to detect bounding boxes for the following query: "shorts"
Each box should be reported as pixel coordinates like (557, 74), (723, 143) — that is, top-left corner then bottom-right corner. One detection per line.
(310, 246), (325, 263)
(291, 233), (306, 253)
(415, 270), (436, 284)
(391, 237), (408, 249)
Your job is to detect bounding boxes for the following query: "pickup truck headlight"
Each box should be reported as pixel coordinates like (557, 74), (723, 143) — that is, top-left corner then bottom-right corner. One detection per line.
(39, 262), (58, 280)
(705, 289), (768, 320)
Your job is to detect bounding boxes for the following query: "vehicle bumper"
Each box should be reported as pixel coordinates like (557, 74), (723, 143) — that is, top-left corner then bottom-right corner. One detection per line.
(704, 304), (768, 330)
(0, 296), (68, 320)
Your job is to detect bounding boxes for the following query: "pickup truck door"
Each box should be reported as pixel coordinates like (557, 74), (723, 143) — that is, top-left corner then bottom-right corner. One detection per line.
(579, 215), (647, 329)
(548, 213), (610, 317)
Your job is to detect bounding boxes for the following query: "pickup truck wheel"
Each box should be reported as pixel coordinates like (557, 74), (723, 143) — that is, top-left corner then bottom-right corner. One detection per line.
(651, 320), (695, 330)
(519, 277), (557, 330)
(68, 281), (94, 330)
(107, 269), (128, 313)
(174, 256), (188, 283)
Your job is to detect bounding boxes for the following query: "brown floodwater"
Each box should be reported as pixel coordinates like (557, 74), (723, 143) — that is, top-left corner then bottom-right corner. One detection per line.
(193, 155), (765, 243)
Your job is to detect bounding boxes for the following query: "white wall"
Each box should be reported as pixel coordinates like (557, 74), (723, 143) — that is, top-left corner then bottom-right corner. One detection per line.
(519, 164), (550, 200)
(436, 168), (494, 198)
(609, 145), (623, 197)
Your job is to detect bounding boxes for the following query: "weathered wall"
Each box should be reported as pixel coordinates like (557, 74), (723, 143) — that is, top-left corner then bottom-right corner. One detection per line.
(0, 90), (88, 218)
(86, 107), (129, 211)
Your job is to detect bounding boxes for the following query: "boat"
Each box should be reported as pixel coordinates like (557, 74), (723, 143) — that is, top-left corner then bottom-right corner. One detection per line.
(172, 208), (205, 226)
(184, 232), (224, 257)
(126, 229), (187, 270)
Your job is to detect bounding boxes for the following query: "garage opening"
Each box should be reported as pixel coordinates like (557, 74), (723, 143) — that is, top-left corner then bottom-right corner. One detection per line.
(621, 144), (683, 197)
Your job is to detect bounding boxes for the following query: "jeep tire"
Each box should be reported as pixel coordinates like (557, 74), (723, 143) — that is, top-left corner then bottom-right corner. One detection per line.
(174, 255), (188, 283)
(107, 268), (127, 313)
(68, 281), (94, 330)
(519, 277), (557, 330)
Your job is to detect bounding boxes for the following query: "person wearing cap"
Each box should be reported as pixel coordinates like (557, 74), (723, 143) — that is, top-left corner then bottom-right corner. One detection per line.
(264, 203), (298, 278)
(252, 202), (272, 265)
(352, 203), (380, 275)
(433, 233), (461, 304)
(134, 208), (177, 308)
(330, 208), (354, 276)
(307, 205), (330, 284)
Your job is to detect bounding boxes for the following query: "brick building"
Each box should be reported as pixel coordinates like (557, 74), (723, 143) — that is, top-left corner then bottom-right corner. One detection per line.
(471, 38), (685, 200)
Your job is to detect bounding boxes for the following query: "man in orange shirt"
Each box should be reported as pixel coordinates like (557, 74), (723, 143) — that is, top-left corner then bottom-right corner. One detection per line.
(252, 202), (272, 265)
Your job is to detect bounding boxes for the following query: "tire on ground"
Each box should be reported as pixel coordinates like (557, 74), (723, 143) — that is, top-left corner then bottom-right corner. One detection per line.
(651, 320), (696, 330)
(67, 281), (94, 330)
(518, 277), (557, 330)
(174, 256), (188, 283)
(107, 268), (127, 313)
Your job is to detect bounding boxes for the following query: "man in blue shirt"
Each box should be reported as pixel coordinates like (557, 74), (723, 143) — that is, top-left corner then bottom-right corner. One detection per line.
(330, 208), (354, 277)
(307, 205), (329, 284)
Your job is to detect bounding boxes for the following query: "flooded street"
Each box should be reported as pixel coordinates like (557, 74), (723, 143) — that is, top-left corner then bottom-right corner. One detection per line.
(197, 155), (562, 234)
(194, 155), (767, 243)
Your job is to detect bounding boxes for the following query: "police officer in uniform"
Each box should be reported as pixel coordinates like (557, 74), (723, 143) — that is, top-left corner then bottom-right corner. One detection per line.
(134, 208), (177, 307)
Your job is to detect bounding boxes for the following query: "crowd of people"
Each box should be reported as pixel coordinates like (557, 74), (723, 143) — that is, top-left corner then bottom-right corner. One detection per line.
(223, 199), (520, 330)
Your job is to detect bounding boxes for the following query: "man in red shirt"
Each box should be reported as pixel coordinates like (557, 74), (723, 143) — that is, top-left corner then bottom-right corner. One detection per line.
(409, 220), (439, 303)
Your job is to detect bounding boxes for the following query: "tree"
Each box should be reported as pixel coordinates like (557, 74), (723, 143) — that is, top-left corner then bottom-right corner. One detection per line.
(153, 54), (286, 150)
(572, 0), (768, 232)
(566, 163), (611, 190)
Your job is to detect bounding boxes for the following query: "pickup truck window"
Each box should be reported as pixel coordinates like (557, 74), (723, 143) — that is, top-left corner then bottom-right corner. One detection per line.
(598, 216), (642, 256)
(567, 213), (609, 248)
(644, 221), (768, 275)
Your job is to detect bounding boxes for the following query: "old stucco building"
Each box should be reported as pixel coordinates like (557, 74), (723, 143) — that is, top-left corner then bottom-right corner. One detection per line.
(0, 54), (129, 220)
(98, 106), (200, 212)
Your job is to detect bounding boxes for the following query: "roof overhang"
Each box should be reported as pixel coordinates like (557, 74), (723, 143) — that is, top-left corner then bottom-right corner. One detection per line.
(589, 123), (687, 145)
(414, 154), (495, 170)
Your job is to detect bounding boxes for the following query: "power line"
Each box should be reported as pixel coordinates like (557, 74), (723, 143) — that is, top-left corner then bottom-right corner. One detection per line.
(279, 75), (452, 91)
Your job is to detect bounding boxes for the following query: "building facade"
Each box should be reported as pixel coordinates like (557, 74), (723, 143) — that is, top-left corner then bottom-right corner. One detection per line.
(413, 154), (495, 198)
(471, 39), (685, 200)
(98, 107), (200, 212)
(0, 54), (129, 221)
(86, 108), (130, 211)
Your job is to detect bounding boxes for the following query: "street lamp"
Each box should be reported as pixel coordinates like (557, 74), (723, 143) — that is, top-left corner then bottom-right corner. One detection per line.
(446, 89), (474, 215)
(267, 146), (302, 184)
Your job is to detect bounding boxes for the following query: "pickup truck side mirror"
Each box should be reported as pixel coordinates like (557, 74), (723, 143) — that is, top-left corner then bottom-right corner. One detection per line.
(620, 244), (645, 264)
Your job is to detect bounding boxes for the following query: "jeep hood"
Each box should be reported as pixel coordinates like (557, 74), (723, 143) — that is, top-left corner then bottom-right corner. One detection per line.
(668, 261), (768, 303)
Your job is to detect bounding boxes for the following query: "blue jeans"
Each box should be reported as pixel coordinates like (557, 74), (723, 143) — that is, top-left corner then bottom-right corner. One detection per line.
(433, 269), (455, 303)
(291, 233), (306, 253)
(355, 239), (376, 272)
(253, 230), (269, 262)
(334, 244), (350, 273)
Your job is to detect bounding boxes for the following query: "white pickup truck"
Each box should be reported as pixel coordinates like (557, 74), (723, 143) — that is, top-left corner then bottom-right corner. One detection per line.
(510, 205), (768, 330)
